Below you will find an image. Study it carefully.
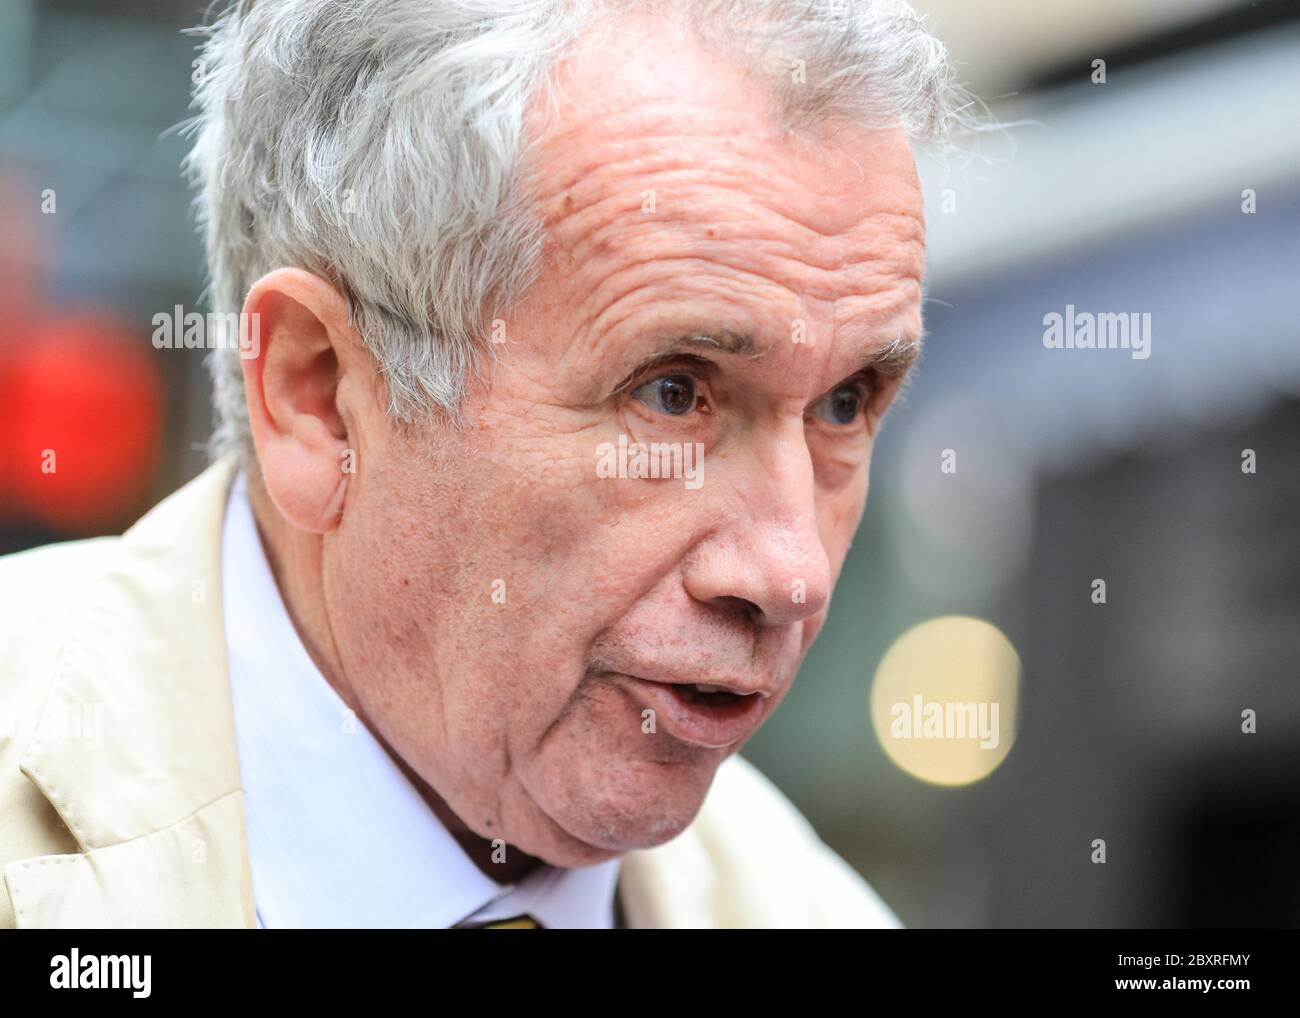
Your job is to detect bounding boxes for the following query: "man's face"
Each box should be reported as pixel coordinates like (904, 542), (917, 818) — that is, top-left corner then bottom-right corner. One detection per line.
(325, 19), (925, 867)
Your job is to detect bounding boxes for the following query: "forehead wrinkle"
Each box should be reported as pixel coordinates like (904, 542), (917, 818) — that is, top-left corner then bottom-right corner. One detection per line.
(536, 151), (925, 312)
(835, 275), (924, 335)
(525, 92), (783, 230)
(560, 251), (924, 356)
(530, 97), (776, 187)
(530, 109), (916, 244)
(572, 266), (796, 371)
(548, 209), (924, 327)
(555, 226), (923, 387)
(540, 151), (911, 262)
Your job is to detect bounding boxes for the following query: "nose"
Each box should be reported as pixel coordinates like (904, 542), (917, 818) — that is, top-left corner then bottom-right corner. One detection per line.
(681, 432), (832, 626)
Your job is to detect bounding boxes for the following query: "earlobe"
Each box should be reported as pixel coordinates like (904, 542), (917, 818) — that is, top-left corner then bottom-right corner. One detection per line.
(258, 445), (351, 536)
(239, 268), (359, 535)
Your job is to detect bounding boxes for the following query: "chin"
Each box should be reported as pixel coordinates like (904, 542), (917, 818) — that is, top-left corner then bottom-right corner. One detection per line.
(527, 754), (719, 863)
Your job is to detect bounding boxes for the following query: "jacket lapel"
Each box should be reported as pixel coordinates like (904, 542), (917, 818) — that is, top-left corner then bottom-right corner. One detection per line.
(7, 457), (256, 928)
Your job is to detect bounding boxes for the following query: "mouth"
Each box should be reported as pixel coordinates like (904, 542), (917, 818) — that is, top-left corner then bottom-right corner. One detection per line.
(608, 673), (771, 749)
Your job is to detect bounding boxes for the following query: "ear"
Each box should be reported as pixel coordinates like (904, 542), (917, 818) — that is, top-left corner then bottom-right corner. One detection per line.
(240, 268), (361, 534)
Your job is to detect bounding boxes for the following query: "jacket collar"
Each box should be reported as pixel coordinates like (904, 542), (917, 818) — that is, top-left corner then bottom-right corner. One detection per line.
(10, 457), (715, 928)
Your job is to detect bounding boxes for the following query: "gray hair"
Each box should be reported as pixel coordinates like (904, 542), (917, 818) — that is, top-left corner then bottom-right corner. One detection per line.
(183, 0), (973, 464)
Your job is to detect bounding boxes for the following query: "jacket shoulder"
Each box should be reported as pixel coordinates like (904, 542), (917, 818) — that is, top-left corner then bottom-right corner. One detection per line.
(0, 538), (119, 926)
(0, 536), (118, 694)
(689, 753), (903, 928)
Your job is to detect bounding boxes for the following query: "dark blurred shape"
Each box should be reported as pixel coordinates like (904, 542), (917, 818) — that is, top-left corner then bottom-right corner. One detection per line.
(1177, 772), (1300, 928)
(985, 398), (1300, 928)
(1029, 0), (1300, 91)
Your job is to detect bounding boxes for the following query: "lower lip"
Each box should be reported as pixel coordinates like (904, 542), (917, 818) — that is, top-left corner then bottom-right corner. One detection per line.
(614, 674), (768, 749)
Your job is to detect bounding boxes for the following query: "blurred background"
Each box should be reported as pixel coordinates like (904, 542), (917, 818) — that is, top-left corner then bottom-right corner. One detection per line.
(0, 0), (1296, 926)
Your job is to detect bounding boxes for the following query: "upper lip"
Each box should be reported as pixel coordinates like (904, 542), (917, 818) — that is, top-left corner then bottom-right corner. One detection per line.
(602, 665), (777, 699)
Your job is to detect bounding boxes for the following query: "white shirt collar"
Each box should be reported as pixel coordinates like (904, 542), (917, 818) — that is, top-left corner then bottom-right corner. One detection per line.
(220, 472), (621, 928)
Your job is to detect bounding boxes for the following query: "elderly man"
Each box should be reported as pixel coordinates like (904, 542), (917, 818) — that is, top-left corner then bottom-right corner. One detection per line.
(0, 0), (965, 928)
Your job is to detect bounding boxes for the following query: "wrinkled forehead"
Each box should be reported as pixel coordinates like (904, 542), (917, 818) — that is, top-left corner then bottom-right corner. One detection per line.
(508, 6), (927, 398)
(521, 10), (924, 254)
(523, 116), (925, 337)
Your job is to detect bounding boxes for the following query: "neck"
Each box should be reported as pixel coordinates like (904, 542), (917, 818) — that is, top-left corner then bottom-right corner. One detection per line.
(244, 473), (545, 886)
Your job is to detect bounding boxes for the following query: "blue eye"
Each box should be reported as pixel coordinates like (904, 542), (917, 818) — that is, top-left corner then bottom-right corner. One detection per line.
(812, 383), (868, 425)
(632, 373), (699, 416)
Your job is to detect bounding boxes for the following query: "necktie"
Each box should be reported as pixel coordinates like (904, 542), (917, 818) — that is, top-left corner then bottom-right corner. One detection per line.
(464, 913), (543, 929)
(486, 914), (542, 928)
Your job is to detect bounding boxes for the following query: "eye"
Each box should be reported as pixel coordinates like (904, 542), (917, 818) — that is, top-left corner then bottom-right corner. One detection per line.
(632, 373), (700, 416)
(811, 380), (871, 426)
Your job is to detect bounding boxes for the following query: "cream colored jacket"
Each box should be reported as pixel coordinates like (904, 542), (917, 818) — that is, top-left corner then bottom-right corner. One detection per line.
(0, 459), (901, 929)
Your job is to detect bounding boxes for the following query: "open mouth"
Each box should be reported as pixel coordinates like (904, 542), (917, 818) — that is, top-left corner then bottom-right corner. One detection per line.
(601, 669), (771, 747)
(670, 683), (751, 709)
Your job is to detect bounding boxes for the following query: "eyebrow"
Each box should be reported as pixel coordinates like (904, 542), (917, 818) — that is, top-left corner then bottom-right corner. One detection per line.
(611, 327), (922, 394)
(609, 329), (760, 394)
(639, 328), (761, 364)
(863, 333), (924, 380)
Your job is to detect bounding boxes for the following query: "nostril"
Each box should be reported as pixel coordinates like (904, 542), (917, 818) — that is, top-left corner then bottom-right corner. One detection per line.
(712, 595), (762, 622)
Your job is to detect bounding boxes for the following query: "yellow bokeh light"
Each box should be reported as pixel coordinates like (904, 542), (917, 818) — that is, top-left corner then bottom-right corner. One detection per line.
(870, 615), (1021, 786)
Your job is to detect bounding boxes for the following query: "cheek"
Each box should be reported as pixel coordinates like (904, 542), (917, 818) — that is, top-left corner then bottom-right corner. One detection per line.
(463, 414), (698, 619)
(819, 465), (870, 566)
(337, 428), (688, 718)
